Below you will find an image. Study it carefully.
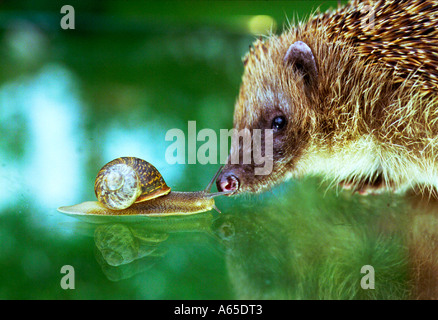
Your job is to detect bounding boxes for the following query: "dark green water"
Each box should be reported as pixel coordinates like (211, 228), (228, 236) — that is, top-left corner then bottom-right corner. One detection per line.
(1, 0), (436, 300)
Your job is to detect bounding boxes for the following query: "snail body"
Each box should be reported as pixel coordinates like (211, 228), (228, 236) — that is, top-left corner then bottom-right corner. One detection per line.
(58, 157), (230, 216)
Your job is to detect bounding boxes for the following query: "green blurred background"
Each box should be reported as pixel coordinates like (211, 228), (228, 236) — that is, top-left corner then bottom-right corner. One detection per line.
(0, 0), (435, 300)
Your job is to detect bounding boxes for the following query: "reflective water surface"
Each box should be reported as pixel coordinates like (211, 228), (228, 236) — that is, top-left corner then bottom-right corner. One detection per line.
(1, 1), (437, 300)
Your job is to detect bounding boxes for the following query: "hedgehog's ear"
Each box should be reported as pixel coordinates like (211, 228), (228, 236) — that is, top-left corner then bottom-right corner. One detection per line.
(284, 41), (318, 87)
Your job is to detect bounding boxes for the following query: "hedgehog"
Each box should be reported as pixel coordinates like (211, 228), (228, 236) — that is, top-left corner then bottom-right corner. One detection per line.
(216, 0), (438, 196)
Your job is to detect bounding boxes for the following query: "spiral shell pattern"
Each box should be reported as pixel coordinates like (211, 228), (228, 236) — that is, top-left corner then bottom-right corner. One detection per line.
(94, 157), (170, 210)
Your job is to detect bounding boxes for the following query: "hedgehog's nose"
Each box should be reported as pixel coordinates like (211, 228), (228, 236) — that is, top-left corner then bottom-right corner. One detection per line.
(216, 173), (239, 194)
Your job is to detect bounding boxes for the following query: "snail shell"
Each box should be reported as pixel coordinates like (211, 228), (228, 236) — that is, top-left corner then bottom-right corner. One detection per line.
(94, 157), (171, 210)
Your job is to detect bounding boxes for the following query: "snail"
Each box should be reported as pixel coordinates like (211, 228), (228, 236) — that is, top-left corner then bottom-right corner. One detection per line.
(94, 223), (168, 266)
(58, 157), (232, 216)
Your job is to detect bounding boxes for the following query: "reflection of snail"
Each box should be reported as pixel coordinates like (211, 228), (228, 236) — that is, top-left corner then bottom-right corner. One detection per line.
(94, 223), (168, 266)
(94, 223), (168, 281)
(58, 157), (231, 216)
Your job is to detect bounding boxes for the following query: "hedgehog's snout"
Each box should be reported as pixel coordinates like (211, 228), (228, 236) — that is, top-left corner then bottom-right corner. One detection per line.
(216, 171), (240, 194)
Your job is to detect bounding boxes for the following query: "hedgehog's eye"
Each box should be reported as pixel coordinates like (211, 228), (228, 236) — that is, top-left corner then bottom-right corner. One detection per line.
(271, 116), (287, 132)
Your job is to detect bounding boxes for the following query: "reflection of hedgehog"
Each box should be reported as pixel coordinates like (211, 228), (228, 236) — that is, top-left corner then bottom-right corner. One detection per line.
(217, 0), (438, 195)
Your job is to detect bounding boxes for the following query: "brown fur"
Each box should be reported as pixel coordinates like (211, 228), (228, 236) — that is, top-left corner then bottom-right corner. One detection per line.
(218, 0), (438, 194)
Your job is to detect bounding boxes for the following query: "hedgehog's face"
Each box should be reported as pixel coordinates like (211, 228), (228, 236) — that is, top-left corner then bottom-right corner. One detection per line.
(217, 38), (318, 194)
